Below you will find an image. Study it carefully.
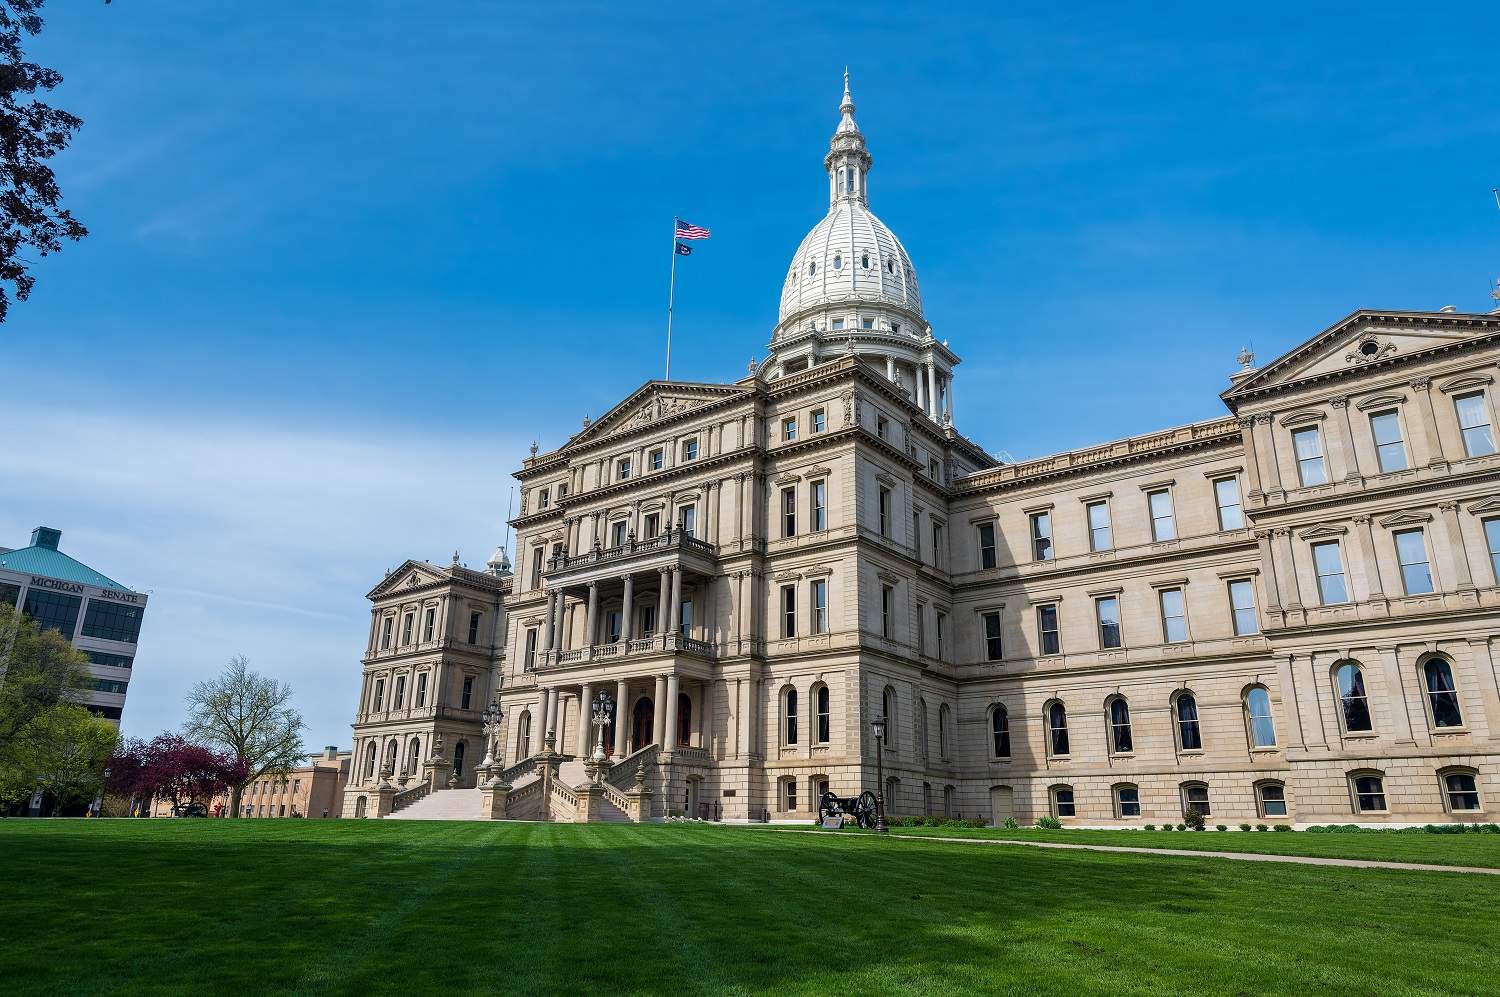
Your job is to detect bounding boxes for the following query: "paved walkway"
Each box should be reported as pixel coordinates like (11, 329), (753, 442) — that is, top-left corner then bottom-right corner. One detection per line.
(742, 826), (1500, 875)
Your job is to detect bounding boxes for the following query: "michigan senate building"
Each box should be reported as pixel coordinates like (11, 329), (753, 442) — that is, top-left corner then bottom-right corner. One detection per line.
(342, 78), (1500, 827)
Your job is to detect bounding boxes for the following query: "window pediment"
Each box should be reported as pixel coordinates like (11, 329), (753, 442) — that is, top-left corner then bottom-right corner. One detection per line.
(1437, 373), (1494, 395)
(1297, 523), (1349, 540)
(1355, 392), (1407, 412)
(1466, 496), (1500, 515)
(1278, 409), (1327, 427)
(774, 472), (802, 485)
(1378, 510), (1433, 528)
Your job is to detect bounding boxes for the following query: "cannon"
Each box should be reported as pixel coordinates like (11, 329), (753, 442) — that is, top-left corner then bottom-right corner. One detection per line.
(817, 790), (878, 829)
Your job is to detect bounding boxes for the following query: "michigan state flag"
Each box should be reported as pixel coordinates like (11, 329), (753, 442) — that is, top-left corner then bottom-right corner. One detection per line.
(675, 242), (692, 255)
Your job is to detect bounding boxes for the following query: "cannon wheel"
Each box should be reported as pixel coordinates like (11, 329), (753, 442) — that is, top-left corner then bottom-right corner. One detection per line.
(817, 791), (839, 824)
(853, 791), (878, 829)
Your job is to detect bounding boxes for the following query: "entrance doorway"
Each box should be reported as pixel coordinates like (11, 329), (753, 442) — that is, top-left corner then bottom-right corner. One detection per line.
(990, 786), (1014, 825)
(632, 697), (654, 751)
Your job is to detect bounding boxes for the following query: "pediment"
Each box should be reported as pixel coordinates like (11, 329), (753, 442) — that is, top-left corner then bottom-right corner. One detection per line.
(1297, 522), (1349, 540)
(367, 560), (450, 600)
(1224, 311), (1500, 400)
(1377, 510), (1433, 528)
(1465, 496), (1500, 515)
(564, 380), (750, 448)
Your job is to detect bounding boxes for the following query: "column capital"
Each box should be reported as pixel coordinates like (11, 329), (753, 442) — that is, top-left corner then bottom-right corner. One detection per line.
(587, 579), (599, 590)
(1255, 414), (1275, 425)
(1328, 395), (1349, 408)
(1236, 416), (1256, 428)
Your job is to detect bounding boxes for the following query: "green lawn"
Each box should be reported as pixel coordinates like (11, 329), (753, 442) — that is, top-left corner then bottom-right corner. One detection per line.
(4, 820), (1499, 996)
(872, 825), (1500, 868)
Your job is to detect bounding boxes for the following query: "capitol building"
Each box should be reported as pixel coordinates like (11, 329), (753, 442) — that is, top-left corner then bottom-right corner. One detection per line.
(343, 78), (1500, 826)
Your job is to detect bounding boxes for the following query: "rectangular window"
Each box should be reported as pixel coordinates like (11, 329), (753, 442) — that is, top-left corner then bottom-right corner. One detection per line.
(832, 318), (845, 330)
(1148, 490), (1176, 541)
(781, 585), (796, 638)
(1354, 775), (1386, 812)
(1394, 528), (1434, 595)
(1183, 785), (1211, 816)
(679, 600), (692, 637)
(641, 605), (657, 636)
(782, 487), (797, 538)
(1087, 501), (1111, 551)
(1096, 596), (1121, 649)
(977, 521), (997, 569)
(618, 458), (632, 480)
(644, 513), (661, 539)
(373, 679), (384, 712)
(1030, 512), (1052, 561)
(1229, 579), (1258, 635)
(468, 612), (481, 644)
(1160, 588), (1187, 643)
(1292, 427), (1327, 486)
(416, 672), (428, 706)
(877, 487), (890, 536)
(422, 608), (435, 642)
(394, 676), (405, 709)
(932, 522), (944, 568)
(784, 779), (798, 811)
(862, 317), (874, 329)
(1117, 786), (1141, 818)
(381, 617), (393, 649)
(1259, 784), (1288, 817)
(558, 483), (568, 499)
(650, 449), (664, 471)
(1214, 478), (1242, 530)
(876, 415), (888, 439)
(530, 548), (543, 588)
(22, 589), (82, 640)
(1053, 788), (1075, 818)
(523, 629), (537, 671)
(1037, 604), (1060, 656)
(1485, 517), (1500, 585)
(880, 585), (893, 639)
(1313, 541), (1349, 604)
(916, 605), (925, 654)
(607, 610), (622, 643)
(782, 418), (797, 442)
(0, 582), (18, 609)
(1455, 392), (1496, 457)
(928, 459), (940, 480)
(683, 439), (699, 461)
(982, 611), (1003, 661)
(811, 579), (828, 634)
(913, 512), (922, 562)
(679, 506), (696, 538)
(92, 678), (128, 695)
(612, 520), (629, 547)
(1369, 410), (1408, 472)
(84, 651), (134, 669)
(935, 611), (947, 661)
(811, 481), (827, 532)
(812, 409), (826, 434)
(461, 676), (473, 710)
(80, 600), (144, 643)
(538, 488), (550, 510)
(401, 613), (414, 645)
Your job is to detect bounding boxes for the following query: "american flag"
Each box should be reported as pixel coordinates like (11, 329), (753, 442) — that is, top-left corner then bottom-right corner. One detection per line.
(675, 219), (711, 240)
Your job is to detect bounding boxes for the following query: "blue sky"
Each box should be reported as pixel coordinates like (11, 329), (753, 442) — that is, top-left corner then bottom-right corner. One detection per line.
(1, 2), (1496, 749)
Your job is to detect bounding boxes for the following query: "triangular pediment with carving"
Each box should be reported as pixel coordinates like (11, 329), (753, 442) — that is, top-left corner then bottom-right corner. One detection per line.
(1297, 522), (1349, 540)
(1465, 496), (1500, 516)
(367, 559), (450, 600)
(1224, 311), (1500, 401)
(565, 380), (751, 448)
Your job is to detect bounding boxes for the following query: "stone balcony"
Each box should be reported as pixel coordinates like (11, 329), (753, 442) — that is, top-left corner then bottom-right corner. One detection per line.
(544, 528), (719, 583)
(534, 630), (717, 670)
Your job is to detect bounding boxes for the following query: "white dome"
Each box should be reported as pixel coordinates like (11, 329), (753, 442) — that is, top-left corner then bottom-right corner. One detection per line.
(778, 200), (922, 326)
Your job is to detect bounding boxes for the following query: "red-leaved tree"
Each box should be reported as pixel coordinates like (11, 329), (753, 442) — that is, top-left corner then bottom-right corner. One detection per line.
(107, 733), (249, 814)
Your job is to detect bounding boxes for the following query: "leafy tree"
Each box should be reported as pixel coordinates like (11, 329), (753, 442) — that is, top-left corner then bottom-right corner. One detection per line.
(0, 604), (98, 809)
(107, 732), (248, 815)
(0, 1), (94, 322)
(182, 656), (305, 818)
(10, 702), (117, 814)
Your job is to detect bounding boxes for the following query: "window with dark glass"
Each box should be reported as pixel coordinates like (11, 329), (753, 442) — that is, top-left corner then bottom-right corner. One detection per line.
(1258, 783), (1287, 817)
(641, 605), (657, 636)
(1052, 787), (1075, 818)
(93, 678), (128, 695)
(679, 506), (696, 538)
(811, 579), (827, 635)
(991, 707), (1010, 757)
(416, 672), (427, 706)
(812, 481), (827, 531)
(85, 651), (133, 669)
(1182, 784), (1211, 815)
(1048, 702), (1069, 755)
(373, 679), (384, 712)
(644, 513), (661, 539)
(1445, 772), (1481, 811)
(1337, 663), (1373, 732)
(784, 778), (798, 811)
(612, 520), (629, 547)
(878, 487), (890, 536)
(0, 582), (19, 608)
(1038, 604), (1060, 656)
(1354, 775), (1385, 811)
(782, 418), (797, 442)
(80, 600), (144, 643)
(935, 611), (947, 661)
(982, 611), (1002, 661)
(22, 589), (82, 640)
(401, 613), (414, 645)
(816, 686), (830, 742)
(784, 689), (798, 745)
(422, 608), (435, 642)
(393, 676), (405, 709)
(460, 676), (473, 710)
(1116, 785), (1141, 817)
(468, 612), (481, 644)
(1096, 597), (1121, 649)
(932, 521), (945, 569)
(1110, 698), (1133, 753)
(523, 629), (537, 670)
(1030, 512), (1052, 561)
(381, 616), (393, 649)
(538, 488), (550, 510)
(618, 458), (632, 480)
(607, 610), (622, 643)
(1424, 659), (1463, 727)
(1176, 693), (1202, 750)
(782, 487), (797, 538)
(781, 585), (796, 638)
(881, 585), (893, 639)
(530, 548), (543, 588)
(977, 521), (997, 569)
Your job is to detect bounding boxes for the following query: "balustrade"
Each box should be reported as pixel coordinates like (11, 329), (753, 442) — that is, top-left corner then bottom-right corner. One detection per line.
(545, 528), (717, 574)
(535, 630), (716, 669)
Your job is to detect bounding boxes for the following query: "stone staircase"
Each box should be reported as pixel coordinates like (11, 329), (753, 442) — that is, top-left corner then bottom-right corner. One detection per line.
(385, 787), (484, 820)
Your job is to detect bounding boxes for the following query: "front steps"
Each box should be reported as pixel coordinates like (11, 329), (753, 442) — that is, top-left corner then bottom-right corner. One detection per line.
(386, 787), (484, 820)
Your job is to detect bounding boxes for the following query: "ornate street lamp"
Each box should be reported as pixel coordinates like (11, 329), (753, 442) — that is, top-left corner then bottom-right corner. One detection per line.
(590, 691), (615, 763)
(870, 716), (888, 833)
(480, 699), (504, 769)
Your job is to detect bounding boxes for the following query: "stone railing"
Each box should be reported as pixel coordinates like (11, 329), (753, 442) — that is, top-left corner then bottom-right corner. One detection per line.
(390, 775), (432, 812)
(495, 756), (538, 786)
(546, 528), (718, 573)
(504, 778), (542, 814)
(549, 782), (578, 821)
(601, 781), (633, 813)
(669, 745), (711, 763)
(536, 631), (717, 669)
(605, 744), (659, 789)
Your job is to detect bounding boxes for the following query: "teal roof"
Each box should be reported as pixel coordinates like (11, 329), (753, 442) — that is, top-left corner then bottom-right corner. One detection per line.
(0, 544), (130, 591)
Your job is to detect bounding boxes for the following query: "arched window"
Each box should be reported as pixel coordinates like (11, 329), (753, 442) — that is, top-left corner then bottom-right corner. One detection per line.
(1442, 770), (1481, 812)
(1246, 687), (1275, 747)
(943, 784), (955, 817)
(1051, 785), (1075, 818)
(1423, 658), (1463, 728)
(677, 692), (692, 746)
(861, 253), (870, 269)
(518, 710), (533, 757)
(406, 737), (421, 777)
(1336, 663), (1373, 732)
(1048, 702), (1070, 756)
(922, 782), (933, 816)
(383, 739), (398, 774)
(991, 706), (1010, 758)
(816, 686), (831, 743)
(453, 741), (466, 779)
(885, 776), (899, 813)
(833, 254), (843, 270)
(938, 704), (951, 758)
(1114, 784), (1140, 818)
(1257, 781), (1288, 817)
(882, 687), (895, 735)
(1351, 772), (1386, 812)
(808, 261), (816, 276)
(1175, 693), (1202, 750)
(1109, 698), (1133, 754)
(1180, 782), (1211, 816)
(632, 697), (654, 752)
(886, 257), (895, 274)
(784, 688), (799, 745)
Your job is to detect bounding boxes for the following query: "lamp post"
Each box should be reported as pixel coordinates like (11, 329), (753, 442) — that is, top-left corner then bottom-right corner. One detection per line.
(590, 691), (614, 763)
(480, 699), (504, 769)
(870, 716), (888, 833)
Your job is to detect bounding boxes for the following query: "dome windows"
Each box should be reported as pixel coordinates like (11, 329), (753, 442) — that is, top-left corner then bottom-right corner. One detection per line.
(861, 253), (870, 269)
(886, 257), (895, 274)
(808, 261), (817, 276)
(833, 254), (843, 270)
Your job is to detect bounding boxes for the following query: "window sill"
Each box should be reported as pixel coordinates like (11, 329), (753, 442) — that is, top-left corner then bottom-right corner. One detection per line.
(1431, 727), (1471, 736)
(1249, 747), (1280, 754)
(1341, 733), (1380, 741)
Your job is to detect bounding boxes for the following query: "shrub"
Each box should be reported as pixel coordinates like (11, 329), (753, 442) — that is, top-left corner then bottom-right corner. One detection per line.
(1215, 825), (1227, 832)
(1273, 824), (1292, 832)
(1184, 809), (1206, 831)
(1144, 824), (1156, 831)
(1255, 824), (1268, 832)
(1175, 823), (1186, 831)
(1035, 816), (1063, 830)
(1239, 823), (1252, 832)
(1003, 817), (1019, 829)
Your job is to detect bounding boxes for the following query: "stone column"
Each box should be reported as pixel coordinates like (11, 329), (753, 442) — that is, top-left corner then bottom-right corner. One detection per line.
(657, 567), (671, 646)
(1353, 515), (1387, 599)
(664, 673), (681, 750)
(578, 683), (594, 756)
(1254, 415), (1283, 495)
(926, 363), (937, 419)
(584, 581), (600, 657)
(1410, 377), (1448, 466)
(1326, 396), (1357, 481)
(915, 368), (925, 412)
(1254, 530), (1282, 609)
(945, 375), (954, 425)
(621, 574), (635, 641)
(886, 356), (895, 381)
(541, 590), (557, 652)
(1333, 396), (1363, 480)
(653, 675), (668, 746)
(1238, 418), (1263, 498)
(670, 566), (685, 638)
(1438, 501), (1476, 590)
(614, 679), (630, 757)
(1376, 646), (1416, 745)
(1273, 528), (1303, 607)
(542, 687), (556, 740)
(1274, 656), (1306, 751)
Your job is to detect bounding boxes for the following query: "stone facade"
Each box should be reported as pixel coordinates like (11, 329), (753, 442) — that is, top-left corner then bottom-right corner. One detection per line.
(341, 79), (1500, 827)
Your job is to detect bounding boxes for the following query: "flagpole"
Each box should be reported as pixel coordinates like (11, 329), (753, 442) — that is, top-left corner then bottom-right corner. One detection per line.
(666, 215), (678, 381)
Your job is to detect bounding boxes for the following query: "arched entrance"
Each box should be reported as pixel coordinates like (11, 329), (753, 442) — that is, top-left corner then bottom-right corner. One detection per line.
(632, 697), (654, 751)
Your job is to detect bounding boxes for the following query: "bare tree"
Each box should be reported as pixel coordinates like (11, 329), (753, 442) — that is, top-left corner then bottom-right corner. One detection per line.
(182, 655), (306, 818)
